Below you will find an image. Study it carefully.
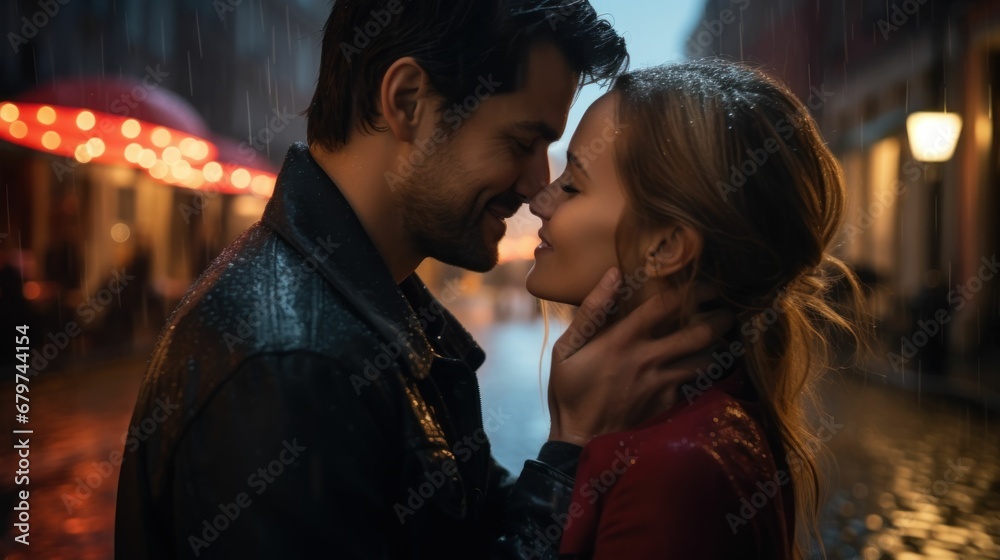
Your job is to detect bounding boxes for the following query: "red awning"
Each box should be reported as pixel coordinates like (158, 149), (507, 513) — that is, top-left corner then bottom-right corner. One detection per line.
(0, 76), (275, 197)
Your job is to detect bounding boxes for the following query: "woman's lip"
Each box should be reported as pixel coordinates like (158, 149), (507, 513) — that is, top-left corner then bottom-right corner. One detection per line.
(536, 239), (553, 251)
(537, 230), (554, 249)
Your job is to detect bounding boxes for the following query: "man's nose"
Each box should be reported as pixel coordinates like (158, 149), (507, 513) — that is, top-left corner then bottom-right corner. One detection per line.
(514, 150), (551, 201)
(529, 179), (562, 220)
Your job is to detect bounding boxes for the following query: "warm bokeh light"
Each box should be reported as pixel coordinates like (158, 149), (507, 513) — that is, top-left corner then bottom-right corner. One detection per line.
(906, 111), (963, 163)
(231, 168), (252, 189)
(86, 137), (106, 157)
(162, 146), (182, 165)
(191, 140), (209, 160)
(150, 127), (171, 148)
(182, 169), (206, 189)
(22, 281), (41, 300)
(0, 101), (272, 195)
(149, 160), (169, 180)
(250, 175), (275, 197)
(202, 161), (224, 182)
(36, 105), (56, 125)
(9, 121), (27, 139)
(110, 222), (131, 243)
(170, 160), (192, 181)
(137, 149), (157, 168)
(121, 119), (141, 139)
(41, 130), (61, 150)
(76, 111), (96, 131)
(498, 235), (543, 264)
(74, 143), (93, 163)
(179, 137), (198, 158)
(0, 103), (18, 122)
(124, 142), (143, 163)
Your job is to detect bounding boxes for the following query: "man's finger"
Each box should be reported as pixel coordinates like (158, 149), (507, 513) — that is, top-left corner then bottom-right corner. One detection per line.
(554, 267), (621, 360)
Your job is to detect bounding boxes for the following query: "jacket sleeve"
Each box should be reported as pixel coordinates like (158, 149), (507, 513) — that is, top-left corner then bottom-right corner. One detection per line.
(489, 441), (583, 560)
(169, 352), (397, 559)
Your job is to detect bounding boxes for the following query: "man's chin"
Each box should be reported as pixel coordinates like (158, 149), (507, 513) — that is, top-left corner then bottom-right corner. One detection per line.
(430, 240), (499, 274)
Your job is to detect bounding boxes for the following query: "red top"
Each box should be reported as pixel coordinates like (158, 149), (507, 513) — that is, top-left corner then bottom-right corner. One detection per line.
(559, 366), (796, 559)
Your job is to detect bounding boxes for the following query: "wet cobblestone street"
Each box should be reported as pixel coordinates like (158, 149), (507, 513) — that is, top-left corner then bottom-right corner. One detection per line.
(818, 374), (1000, 559)
(1, 355), (145, 560)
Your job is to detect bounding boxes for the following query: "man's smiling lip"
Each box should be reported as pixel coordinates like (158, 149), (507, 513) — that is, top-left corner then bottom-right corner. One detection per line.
(486, 202), (519, 221)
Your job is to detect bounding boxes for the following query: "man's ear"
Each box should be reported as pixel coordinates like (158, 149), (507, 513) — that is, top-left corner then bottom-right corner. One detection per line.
(643, 223), (703, 279)
(379, 57), (437, 143)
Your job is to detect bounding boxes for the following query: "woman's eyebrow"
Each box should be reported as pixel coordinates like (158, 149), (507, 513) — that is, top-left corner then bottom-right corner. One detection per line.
(567, 150), (591, 179)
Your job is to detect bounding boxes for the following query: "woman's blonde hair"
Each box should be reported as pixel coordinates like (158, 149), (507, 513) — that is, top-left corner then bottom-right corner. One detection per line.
(613, 60), (872, 558)
(541, 60), (871, 558)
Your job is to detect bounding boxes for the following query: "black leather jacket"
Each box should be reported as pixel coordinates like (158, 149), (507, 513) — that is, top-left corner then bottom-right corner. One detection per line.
(114, 143), (579, 559)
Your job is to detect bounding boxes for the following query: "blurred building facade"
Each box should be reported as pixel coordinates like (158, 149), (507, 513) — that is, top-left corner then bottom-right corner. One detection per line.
(0, 0), (328, 362)
(689, 0), (1000, 382)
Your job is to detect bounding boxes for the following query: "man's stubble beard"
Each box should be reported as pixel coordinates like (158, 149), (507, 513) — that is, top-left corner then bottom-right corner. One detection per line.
(395, 139), (500, 274)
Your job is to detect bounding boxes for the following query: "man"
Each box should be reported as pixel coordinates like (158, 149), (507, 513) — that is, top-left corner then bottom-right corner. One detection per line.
(115, 1), (719, 558)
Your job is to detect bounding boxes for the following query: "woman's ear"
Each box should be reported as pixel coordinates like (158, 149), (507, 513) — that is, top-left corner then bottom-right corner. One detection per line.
(643, 223), (703, 279)
(379, 57), (436, 143)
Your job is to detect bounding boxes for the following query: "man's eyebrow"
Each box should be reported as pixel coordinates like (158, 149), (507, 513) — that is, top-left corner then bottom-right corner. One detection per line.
(567, 150), (590, 179)
(511, 120), (561, 142)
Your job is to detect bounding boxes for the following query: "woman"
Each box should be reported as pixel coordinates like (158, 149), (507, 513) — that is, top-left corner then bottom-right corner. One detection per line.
(527, 60), (867, 559)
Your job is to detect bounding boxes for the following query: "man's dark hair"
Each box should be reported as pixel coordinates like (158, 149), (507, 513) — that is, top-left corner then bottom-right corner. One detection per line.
(306, 0), (629, 151)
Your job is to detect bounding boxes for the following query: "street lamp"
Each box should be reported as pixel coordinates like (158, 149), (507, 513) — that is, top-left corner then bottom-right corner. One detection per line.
(906, 111), (963, 163)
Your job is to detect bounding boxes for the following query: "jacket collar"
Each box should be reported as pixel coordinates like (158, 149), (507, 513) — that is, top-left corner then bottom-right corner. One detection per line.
(261, 142), (485, 379)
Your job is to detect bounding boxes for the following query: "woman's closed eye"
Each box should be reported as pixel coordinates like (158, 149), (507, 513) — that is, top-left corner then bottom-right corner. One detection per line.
(559, 172), (579, 195)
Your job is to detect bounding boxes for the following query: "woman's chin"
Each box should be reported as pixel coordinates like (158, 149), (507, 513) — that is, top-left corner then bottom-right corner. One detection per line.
(526, 269), (580, 306)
